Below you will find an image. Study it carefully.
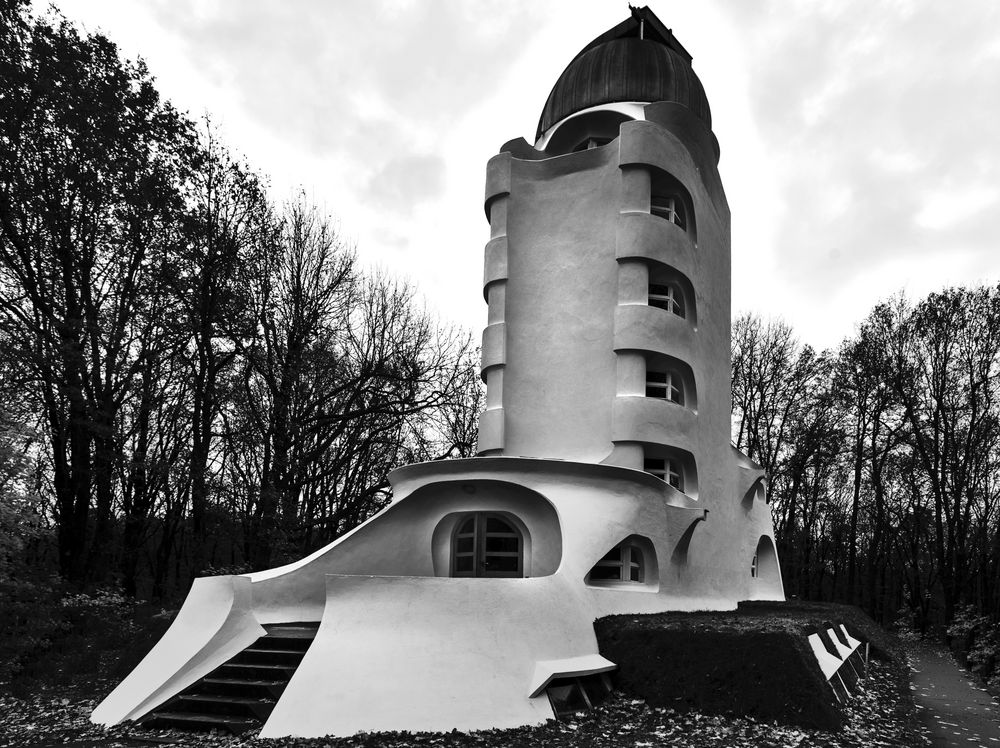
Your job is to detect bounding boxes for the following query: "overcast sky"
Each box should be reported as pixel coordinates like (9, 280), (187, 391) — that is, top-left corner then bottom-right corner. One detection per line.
(41, 0), (1000, 351)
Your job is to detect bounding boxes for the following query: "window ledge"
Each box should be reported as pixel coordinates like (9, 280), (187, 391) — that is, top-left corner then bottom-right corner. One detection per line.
(585, 579), (659, 592)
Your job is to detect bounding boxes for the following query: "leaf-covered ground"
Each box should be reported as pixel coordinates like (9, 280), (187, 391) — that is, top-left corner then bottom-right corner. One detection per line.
(0, 657), (929, 748)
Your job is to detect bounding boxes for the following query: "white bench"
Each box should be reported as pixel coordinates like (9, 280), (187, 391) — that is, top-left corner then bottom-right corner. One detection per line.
(827, 627), (861, 680)
(807, 632), (850, 702)
(839, 624), (868, 673)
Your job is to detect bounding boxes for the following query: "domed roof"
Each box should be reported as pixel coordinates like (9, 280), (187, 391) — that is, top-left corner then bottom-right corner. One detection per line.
(536, 7), (712, 141)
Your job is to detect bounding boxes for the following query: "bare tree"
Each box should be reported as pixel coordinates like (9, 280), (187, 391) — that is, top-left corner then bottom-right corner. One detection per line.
(888, 287), (1000, 621)
(0, 9), (193, 582)
(170, 127), (271, 576)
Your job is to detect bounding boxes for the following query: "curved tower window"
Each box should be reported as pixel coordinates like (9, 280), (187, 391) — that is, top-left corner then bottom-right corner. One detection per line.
(644, 457), (683, 490)
(646, 368), (683, 404)
(541, 109), (634, 155)
(648, 281), (685, 317)
(650, 194), (686, 230)
(573, 136), (612, 152)
(589, 542), (644, 583)
(452, 513), (523, 578)
(649, 167), (695, 239)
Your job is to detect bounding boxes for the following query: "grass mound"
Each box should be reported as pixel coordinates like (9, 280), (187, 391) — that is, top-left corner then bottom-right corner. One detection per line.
(595, 602), (899, 731)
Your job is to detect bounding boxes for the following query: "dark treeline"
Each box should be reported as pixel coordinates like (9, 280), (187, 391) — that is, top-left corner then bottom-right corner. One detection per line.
(0, 6), (481, 599)
(734, 288), (1000, 631)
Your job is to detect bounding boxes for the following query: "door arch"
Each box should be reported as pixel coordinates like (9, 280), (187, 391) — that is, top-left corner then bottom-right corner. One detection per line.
(750, 535), (784, 600)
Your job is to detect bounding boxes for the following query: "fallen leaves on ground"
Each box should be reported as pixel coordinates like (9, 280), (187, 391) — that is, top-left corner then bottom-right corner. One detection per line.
(0, 659), (929, 748)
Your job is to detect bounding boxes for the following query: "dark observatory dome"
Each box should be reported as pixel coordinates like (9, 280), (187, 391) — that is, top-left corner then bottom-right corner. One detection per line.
(536, 7), (712, 141)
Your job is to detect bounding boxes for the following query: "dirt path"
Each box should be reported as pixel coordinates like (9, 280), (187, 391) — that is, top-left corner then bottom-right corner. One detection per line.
(910, 643), (1000, 747)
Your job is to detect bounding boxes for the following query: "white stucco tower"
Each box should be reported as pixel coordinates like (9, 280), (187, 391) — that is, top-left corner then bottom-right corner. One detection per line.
(476, 7), (780, 594)
(479, 13), (730, 487)
(93, 7), (783, 739)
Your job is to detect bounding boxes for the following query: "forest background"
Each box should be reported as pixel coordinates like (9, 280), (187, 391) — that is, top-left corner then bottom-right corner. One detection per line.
(2, 4), (998, 655)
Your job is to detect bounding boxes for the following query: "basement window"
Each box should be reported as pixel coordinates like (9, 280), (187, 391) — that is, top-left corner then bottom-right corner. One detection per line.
(546, 673), (613, 719)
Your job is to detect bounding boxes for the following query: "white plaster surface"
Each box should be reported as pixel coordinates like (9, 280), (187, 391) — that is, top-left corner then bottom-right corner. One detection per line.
(261, 574), (599, 737)
(91, 575), (264, 725)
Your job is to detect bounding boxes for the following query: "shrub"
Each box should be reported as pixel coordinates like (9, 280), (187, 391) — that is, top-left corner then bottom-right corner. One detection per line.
(966, 624), (1000, 680)
(946, 604), (990, 661)
(0, 577), (66, 685)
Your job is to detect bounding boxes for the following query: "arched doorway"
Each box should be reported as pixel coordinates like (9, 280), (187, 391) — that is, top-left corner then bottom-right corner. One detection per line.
(750, 535), (784, 599)
(452, 513), (524, 578)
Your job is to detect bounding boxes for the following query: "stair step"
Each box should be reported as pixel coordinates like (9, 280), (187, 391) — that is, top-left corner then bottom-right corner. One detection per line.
(139, 711), (257, 734)
(244, 647), (308, 655)
(203, 677), (285, 687)
(175, 693), (276, 719)
(221, 663), (296, 680)
(236, 648), (307, 666)
(201, 676), (287, 697)
(137, 622), (320, 732)
(179, 693), (275, 705)
(264, 624), (319, 639)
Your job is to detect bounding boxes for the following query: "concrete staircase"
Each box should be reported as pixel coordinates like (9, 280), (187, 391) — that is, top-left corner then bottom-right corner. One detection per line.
(136, 622), (319, 735)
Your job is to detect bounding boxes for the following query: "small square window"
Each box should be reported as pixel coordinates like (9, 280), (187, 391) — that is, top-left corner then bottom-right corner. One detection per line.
(646, 369), (682, 404)
(645, 458), (683, 490)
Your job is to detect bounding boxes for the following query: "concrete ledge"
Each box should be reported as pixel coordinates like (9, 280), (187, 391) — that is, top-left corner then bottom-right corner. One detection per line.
(613, 304), (696, 361)
(481, 322), (506, 373)
(485, 152), (511, 214)
(616, 210), (697, 278)
(528, 654), (617, 698)
(477, 408), (504, 453)
(483, 236), (508, 293)
(619, 121), (699, 183)
(611, 396), (697, 451)
(389, 457), (701, 510)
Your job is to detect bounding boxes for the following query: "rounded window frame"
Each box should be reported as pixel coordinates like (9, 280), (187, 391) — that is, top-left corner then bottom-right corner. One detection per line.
(648, 280), (686, 318)
(649, 167), (696, 242)
(450, 511), (525, 578)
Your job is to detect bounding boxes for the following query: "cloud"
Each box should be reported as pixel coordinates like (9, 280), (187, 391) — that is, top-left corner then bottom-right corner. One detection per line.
(361, 153), (446, 214)
(734, 1), (1000, 296)
(145, 0), (546, 154)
